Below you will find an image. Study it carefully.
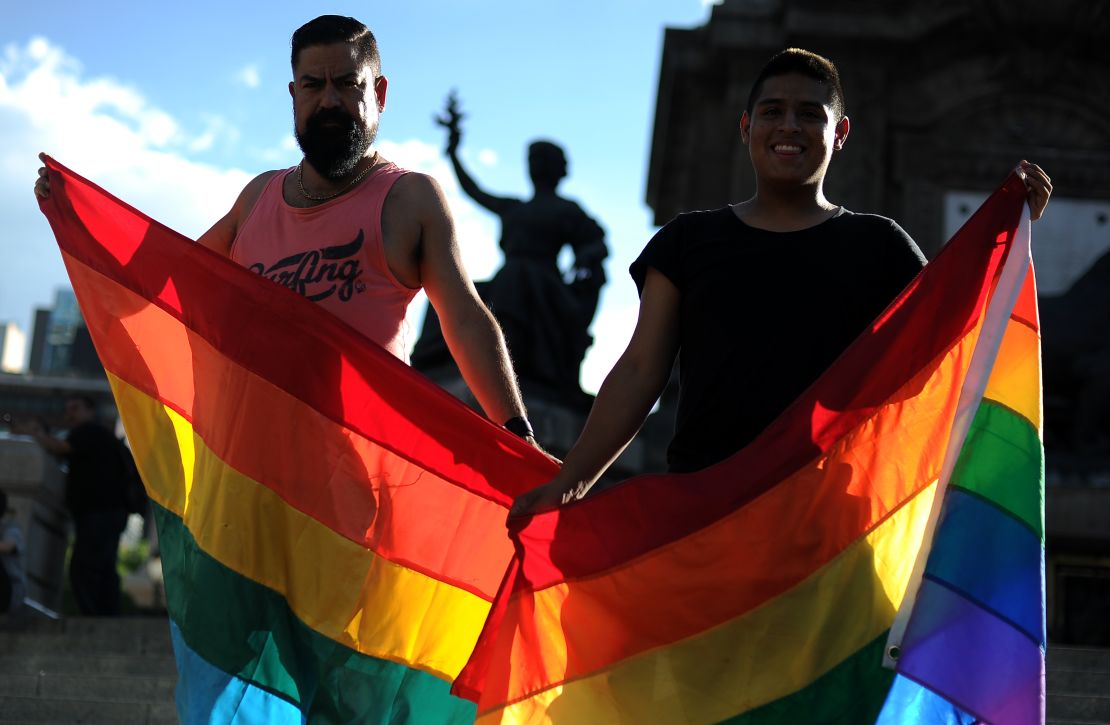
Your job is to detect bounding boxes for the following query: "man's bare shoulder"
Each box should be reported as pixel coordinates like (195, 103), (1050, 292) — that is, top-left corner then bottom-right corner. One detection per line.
(386, 170), (448, 212)
(198, 169), (283, 255)
(236, 169), (283, 211)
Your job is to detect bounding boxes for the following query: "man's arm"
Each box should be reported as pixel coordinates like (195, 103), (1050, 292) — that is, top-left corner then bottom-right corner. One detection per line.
(510, 268), (681, 516)
(29, 431), (70, 457)
(401, 174), (529, 428)
(195, 171), (278, 255)
(15, 417), (71, 457)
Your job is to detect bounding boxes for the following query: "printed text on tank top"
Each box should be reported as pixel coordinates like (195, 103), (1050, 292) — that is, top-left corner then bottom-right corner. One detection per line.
(246, 229), (367, 303)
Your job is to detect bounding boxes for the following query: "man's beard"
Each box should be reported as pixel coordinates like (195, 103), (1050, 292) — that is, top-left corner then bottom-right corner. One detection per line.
(295, 108), (376, 179)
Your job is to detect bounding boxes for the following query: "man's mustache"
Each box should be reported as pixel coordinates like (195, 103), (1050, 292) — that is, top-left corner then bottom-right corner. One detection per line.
(307, 109), (356, 132)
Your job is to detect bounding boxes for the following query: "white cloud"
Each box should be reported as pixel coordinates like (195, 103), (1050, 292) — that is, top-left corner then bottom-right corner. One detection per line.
(253, 133), (299, 164)
(0, 38), (253, 342)
(234, 63), (261, 89)
(477, 148), (498, 167)
(188, 113), (242, 153)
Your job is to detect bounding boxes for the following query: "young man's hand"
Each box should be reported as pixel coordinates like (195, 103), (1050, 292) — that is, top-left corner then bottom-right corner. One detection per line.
(509, 473), (591, 519)
(1018, 160), (1051, 222)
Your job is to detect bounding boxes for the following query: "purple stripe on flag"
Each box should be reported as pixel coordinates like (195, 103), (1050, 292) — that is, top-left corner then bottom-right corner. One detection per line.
(898, 580), (1045, 724)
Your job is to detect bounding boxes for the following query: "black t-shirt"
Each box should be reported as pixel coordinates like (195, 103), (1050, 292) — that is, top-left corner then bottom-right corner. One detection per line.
(65, 422), (129, 515)
(630, 206), (927, 473)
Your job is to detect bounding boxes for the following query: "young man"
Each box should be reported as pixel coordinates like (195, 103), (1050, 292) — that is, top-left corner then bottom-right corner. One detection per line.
(36, 15), (540, 445)
(513, 48), (1051, 514)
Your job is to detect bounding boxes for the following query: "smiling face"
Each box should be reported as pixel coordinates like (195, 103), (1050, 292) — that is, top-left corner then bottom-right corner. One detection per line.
(289, 42), (387, 178)
(740, 72), (849, 191)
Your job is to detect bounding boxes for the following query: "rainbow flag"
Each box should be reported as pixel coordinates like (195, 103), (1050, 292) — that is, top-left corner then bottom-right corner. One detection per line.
(38, 157), (558, 723)
(454, 175), (1044, 724)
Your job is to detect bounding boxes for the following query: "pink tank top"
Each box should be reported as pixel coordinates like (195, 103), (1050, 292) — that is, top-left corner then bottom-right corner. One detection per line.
(230, 163), (418, 360)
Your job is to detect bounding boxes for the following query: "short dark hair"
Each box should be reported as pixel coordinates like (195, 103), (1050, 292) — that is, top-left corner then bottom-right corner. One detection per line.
(746, 48), (845, 120)
(291, 15), (380, 77)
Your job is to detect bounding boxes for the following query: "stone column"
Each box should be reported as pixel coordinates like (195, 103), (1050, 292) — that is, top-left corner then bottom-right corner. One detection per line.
(0, 435), (69, 617)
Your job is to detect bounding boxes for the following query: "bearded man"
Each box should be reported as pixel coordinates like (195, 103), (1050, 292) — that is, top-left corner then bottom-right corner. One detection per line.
(35, 14), (541, 445)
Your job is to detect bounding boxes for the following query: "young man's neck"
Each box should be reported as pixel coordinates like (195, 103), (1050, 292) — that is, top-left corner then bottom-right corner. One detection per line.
(734, 182), (840, 232)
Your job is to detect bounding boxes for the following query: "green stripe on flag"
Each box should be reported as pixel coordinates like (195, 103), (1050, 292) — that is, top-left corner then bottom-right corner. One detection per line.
(950, 399), (1044, 540)
(153, 503), (476, 724)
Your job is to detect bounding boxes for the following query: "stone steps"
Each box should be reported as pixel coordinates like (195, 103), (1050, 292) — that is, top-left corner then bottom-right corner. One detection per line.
(0, 617), (177, 724)
(2, 618), (1108, 723)
(0, 653), (178, 678)
(1048, 646), (1110, 724)
(0, 696), (177, 725)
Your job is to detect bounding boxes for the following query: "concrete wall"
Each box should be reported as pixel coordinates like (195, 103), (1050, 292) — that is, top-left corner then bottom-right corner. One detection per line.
(0, 435), (70, 617)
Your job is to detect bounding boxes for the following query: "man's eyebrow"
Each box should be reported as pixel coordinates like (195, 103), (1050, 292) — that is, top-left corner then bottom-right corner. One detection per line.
(298, 71), (362, 83)
(755, 97), (826, 108)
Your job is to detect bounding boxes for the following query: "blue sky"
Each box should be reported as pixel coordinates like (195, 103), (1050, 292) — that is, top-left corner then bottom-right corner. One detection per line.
(1, 1), (716, 391)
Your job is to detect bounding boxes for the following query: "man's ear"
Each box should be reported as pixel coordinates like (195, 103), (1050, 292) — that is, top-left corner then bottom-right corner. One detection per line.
(374, 76), (388, 112)
(833, 115), (850, 151)
(739, 111), (751, 145)
(288, 81), (295, 99)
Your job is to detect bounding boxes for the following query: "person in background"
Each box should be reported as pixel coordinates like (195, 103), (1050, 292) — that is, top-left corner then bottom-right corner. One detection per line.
(0, 489), (28, 622)
(27, 396), (130, 615)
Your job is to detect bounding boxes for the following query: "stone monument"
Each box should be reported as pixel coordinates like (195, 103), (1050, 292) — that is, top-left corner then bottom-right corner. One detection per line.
(413, 92), (608, 430)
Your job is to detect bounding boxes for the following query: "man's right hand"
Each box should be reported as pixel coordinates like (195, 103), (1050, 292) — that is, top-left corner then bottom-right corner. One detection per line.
(34, 152), (50, 200)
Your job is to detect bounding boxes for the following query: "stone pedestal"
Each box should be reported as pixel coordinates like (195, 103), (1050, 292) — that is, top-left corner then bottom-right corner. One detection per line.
(0, 435), (69, 618)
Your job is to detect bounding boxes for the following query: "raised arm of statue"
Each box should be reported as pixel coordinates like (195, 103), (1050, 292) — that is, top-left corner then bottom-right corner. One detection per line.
(436, 91), (515, 215)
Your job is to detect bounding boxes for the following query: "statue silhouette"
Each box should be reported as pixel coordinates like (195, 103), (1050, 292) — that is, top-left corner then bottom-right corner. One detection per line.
(412, 92), (607, 407)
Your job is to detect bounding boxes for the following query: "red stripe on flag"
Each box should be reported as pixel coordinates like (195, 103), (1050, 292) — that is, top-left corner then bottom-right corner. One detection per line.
(38, 156), (557, 506)
(505, 176), (1025, 589)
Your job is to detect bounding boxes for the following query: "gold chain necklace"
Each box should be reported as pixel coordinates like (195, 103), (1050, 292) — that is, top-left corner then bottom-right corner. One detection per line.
(297, 155), (378, 202)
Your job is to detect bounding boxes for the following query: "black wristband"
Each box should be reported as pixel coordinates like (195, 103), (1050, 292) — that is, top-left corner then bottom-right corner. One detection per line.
(503, 416), (534, 439)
